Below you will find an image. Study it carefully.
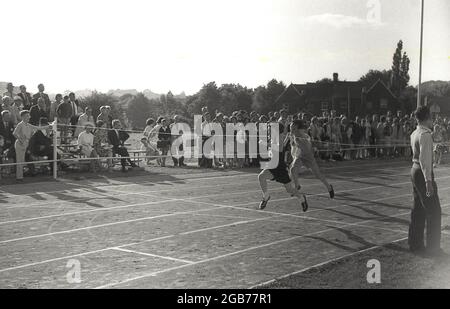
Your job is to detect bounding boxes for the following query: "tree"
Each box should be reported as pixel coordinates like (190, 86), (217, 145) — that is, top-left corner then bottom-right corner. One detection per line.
(359, 70), (392, 88)
(399, 85), (417, 114)
(185, 82), (222, 115)
(400, 52), (410, 91)
(126, 93), (152, 129)
(81, 91), (125, 123)
(219, 83), (253, 115)
(316, 78), (333, 84)
(251, 79), (286, 114)
(421, 81), (450, 97)
(390, 40), (410, 97)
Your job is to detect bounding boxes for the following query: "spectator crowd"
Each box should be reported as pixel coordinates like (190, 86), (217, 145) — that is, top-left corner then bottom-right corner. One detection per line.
(1, 82), (449, 181)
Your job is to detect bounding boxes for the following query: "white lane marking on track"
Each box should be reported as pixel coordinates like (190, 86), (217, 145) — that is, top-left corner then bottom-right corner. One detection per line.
(1, 168), (435, 224)
(248, 228), (450, 289)
(0, 206), (221, 244)
(2, 176), (450, 245)
(1, 191), (448, 277)
(248, 238), (407, 289)
(0, 160), (411, 197)
(111, 247), (195, 264)
(93, 203), (450, 289)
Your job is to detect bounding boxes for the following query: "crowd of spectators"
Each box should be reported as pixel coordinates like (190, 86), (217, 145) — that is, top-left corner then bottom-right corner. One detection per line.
(140, 106), (450, 169)
(0, 82), (136, 180)
(1, 81), (449, 181)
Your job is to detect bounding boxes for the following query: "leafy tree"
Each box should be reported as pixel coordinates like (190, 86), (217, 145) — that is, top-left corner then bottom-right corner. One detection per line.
(390, 40), (410, 96)
(421, 81), (450, 97)
(80, 91), (125, 123)
(126, 93), (152, 129)
(359, 69), (392, 88)
(400, 52), (410, 91)
(251, 79), (286, 114)
(185, 82), (222, 115)
(219, 83), (253, 114)
(316, 78), (333, 84)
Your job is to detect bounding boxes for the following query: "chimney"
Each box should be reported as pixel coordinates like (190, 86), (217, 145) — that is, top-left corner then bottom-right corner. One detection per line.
(333, 73), (339, 82)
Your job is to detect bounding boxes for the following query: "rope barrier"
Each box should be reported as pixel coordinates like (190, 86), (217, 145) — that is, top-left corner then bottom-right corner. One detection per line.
(1, 118), (449, 175)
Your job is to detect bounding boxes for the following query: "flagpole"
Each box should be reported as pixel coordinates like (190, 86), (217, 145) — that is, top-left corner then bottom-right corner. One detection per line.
(417, 0), (424, 108)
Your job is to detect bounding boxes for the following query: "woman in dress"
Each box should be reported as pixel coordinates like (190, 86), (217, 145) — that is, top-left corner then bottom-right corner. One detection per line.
(148, 117), (163, 166)
(157, 118), (171, 167)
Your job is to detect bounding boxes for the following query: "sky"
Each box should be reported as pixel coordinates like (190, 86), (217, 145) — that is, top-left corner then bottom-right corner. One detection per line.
(1, 0), (449, 95)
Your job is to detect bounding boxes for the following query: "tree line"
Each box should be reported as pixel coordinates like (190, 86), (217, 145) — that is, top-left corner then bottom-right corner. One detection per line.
(76, 40), (448, 130)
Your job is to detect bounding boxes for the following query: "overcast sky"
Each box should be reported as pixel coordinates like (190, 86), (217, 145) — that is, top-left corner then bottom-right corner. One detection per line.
(1, 0), (449, 94)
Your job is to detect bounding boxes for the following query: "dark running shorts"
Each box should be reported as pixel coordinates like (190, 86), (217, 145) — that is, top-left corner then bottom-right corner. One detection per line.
(268, 151), (291, 184)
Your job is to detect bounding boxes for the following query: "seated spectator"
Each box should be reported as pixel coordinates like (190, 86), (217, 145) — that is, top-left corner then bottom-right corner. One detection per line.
(78, 123), (95, 156)
(2, 96), (21, 125)
(30, 98), (49, 126)
(93, 120), (113, 171)
(0, 110), (16, 159)
(56, 95), (72, 140)
(75, 107), (95, 137)
(78, 123), (98, 172)
(13, 96), (24, 111)
(107, 119), (137, 172)
(28, 117), (67, 173)
(28, 117), (53, 160)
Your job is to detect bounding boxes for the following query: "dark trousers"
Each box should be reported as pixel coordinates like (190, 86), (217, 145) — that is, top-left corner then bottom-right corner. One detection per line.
(113, 146), (131, 167)
(408, 165), (441, 251)
(70, 115), (79, 134)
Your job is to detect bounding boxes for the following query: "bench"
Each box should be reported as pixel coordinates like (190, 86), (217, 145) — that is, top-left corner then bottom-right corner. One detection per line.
(128, 149), (146, 166)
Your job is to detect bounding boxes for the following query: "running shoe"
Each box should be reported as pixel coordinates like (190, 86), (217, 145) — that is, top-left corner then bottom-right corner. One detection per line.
(301, 194), (308, 212)
(258, 196), (271, 210)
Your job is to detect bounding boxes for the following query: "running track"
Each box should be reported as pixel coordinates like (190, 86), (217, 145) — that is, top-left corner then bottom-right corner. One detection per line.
(0, 159), (449, 288)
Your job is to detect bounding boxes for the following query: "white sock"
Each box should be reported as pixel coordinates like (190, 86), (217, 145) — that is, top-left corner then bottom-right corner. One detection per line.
(263, 192), (270, 200)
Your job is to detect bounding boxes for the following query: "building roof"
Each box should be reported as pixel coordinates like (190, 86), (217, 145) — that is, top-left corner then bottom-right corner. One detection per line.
(276, 78), (396, 104)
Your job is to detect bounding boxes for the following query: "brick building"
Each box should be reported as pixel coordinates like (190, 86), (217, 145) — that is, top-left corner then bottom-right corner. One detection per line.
(276, 73), (401, 118)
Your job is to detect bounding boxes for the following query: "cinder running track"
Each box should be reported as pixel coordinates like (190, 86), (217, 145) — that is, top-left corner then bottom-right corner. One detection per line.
(0, 159), (449, 288)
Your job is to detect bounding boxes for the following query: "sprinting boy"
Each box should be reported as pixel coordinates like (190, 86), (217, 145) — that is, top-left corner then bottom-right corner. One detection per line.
(288, 119), (334, 198)
(257, 123), (308, 212)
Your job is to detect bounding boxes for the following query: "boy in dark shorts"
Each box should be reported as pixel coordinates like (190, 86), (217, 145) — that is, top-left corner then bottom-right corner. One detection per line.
(257, 123), (308, 211)
(289, 119), (334, 199)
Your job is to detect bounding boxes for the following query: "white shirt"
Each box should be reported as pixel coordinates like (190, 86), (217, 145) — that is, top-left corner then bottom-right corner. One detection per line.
(78, 131), (94, 155)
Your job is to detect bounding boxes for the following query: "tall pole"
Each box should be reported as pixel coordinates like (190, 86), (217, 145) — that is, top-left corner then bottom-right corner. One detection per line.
(417, 0), (424, 108)
(53, 118), (58, 180)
